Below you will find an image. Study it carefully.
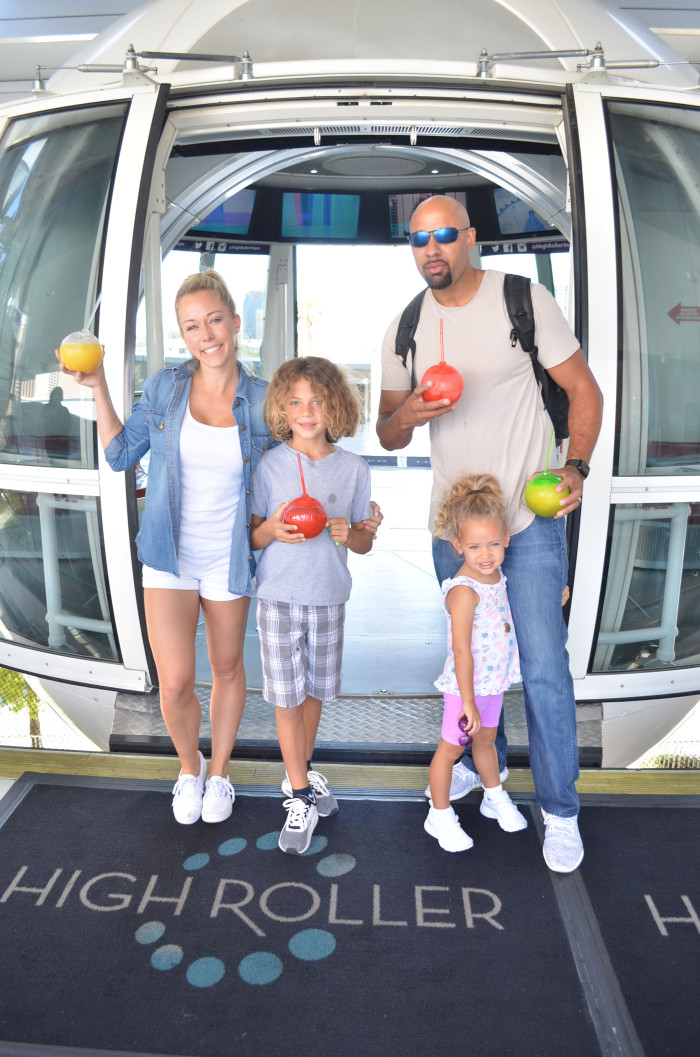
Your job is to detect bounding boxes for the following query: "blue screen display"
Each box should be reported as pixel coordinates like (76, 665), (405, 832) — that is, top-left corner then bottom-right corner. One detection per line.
(197, 188), (256, 236)
(281, 192), (360, 239)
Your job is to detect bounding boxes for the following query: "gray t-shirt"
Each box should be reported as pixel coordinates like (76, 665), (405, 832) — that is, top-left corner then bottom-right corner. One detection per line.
(252, 442), (372, 605)
(380, 270), (580, 536)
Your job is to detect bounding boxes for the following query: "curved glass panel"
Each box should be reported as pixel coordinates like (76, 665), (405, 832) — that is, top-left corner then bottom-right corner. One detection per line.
(592, 502), (700, 672)
(0, 104), (127, 469)
(0, 488), (119, 661)
(609, 101), (700, 475)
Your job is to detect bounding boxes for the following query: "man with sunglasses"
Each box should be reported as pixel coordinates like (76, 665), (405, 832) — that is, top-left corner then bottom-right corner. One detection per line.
(377, 194), (602, 874)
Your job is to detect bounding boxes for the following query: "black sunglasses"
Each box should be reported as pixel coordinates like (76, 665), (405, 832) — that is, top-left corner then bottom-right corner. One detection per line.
(407, 226), (469, 248)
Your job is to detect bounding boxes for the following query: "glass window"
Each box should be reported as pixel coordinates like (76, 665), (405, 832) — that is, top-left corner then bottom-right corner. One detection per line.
(0, 488), (120, 661)
(0, 104), (127, 469)
(135, 246), (270, 392)
(481, 250), (571, 313)
(592, 502), (700, 672)
(295, 243), (427, 458)
(609, 101), (700, 476)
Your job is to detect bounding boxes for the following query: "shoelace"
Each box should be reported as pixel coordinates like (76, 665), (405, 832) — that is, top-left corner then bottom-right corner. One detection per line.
(172, 775), (201, 798)
(206, 776), (233, 800)
(283, 797), (310, 830)
(307, 770), (331, 797)
(546, 814), (577, 836)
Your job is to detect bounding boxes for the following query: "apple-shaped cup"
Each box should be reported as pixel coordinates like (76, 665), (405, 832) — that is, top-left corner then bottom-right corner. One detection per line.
(524, 471), (570, 518)
(59, 329), (103, 373)
(420, 362), (463, 404)
(283, 494), (327, 539)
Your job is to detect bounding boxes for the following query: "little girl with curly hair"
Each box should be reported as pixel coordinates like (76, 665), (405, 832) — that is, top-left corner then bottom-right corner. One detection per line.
(426, 473), (527, 852)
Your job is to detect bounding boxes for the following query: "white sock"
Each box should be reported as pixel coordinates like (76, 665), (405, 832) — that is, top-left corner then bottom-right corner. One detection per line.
(484, 784), (504, 800)
(431, 805), (455, 817)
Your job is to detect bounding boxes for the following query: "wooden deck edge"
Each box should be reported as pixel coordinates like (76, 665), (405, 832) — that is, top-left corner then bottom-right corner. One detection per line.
(0, 747), (698, 795)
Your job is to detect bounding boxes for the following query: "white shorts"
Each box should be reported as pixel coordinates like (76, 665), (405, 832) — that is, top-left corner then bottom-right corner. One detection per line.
(142, 553), (243, 602)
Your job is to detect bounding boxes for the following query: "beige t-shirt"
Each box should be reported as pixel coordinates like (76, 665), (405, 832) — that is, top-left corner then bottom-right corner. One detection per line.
(380, 270), (580, 536)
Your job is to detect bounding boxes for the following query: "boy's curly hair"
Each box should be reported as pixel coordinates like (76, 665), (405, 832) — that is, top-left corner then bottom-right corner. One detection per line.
(433, 473), (509, 540)
(264, 357), (362, 442)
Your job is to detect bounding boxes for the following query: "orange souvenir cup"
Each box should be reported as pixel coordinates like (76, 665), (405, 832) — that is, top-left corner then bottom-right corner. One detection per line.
(59, 330), (104, 373)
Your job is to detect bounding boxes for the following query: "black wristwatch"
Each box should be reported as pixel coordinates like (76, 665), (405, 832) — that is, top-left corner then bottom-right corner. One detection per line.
(564, 459), (590, 479)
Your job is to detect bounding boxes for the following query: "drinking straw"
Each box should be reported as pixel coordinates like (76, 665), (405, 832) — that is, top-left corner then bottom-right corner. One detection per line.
(439, 318), (444, 364)
(544, 427), (554, 473)
(298, 451), (339, 543)
(296, 452), (306, 493)
(85, 293), (102, 331)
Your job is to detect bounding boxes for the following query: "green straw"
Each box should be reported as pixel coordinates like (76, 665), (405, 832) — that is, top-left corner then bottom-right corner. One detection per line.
(545, 427), (554, 473)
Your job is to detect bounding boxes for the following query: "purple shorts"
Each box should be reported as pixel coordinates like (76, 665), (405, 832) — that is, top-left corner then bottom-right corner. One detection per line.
(441, 691), (504, 745)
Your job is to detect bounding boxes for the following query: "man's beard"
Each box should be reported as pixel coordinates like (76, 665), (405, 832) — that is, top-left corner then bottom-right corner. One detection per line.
(423, 266), (453, 289)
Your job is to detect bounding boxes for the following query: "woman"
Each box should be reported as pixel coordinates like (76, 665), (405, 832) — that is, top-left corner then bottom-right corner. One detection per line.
(59, 270), (272, 825)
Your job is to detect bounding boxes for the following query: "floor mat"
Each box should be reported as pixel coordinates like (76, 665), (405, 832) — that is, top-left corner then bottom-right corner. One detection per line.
(0, 778), (598, 1057)
(579, 803), (700, 1057)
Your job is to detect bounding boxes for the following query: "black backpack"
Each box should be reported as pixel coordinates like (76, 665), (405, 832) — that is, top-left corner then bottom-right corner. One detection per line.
(394, 273), (570, 444)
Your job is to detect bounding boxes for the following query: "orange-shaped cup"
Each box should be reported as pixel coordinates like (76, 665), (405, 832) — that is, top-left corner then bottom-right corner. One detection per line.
(59, 329), (103, 373)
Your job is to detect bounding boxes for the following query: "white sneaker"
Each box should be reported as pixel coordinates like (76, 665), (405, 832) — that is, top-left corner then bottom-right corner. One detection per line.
(278, 797), (319, 855)
(542, 809), (584, 873)
(425, 761), (509, 802)
(281, 769), (338, 817)
(172, 750), (207, 825)
(424, 806), (474, 852)
(201, 775), (235, 823)
(480, 790), (528, 832)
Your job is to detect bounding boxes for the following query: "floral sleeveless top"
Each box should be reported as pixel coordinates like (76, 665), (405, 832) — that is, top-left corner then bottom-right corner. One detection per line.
(435, 571), (521, 696)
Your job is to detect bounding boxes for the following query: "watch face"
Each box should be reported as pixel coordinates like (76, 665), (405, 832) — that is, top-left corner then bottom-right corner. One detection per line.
(567, 460), (589, 478)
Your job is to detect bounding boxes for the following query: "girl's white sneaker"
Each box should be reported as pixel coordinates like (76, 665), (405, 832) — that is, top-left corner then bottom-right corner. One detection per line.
(424, 806), (474, 852)
(480, 790), (528, 832)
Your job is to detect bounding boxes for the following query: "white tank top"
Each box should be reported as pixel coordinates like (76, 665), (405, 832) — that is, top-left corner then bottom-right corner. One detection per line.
(178, 402), (242, 561)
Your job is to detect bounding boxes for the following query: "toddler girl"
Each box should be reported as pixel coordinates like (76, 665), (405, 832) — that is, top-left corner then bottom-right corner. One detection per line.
(426, 473), (527, 851)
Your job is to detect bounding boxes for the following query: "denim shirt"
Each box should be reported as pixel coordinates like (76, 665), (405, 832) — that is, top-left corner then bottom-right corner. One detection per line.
(105, 361), (273, 596)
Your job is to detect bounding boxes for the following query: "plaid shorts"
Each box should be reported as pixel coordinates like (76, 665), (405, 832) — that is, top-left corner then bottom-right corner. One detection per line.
(256, 598), (345, 708)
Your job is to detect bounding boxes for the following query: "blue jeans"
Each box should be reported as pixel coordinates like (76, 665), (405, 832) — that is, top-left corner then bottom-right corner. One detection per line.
(432, 516), (579, 817)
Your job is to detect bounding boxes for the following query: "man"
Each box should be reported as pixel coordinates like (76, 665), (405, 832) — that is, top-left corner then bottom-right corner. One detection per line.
(377, 195), (602, 873)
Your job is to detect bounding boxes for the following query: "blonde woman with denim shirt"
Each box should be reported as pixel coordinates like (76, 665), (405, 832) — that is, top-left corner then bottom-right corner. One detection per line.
(58, 270), (273, 825)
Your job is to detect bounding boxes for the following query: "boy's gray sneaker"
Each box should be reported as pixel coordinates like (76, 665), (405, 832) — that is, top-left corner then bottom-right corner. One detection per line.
(281, 769), (338, 817)
(278, 797), (319, 855)
(425, 761), (509, 802)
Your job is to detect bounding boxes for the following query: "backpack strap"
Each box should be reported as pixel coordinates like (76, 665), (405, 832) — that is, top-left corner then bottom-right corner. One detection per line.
(503, 272), (549, 403)
(394, 288), (428, 390)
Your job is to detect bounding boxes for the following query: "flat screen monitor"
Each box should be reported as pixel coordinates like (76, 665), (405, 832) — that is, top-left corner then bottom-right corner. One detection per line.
(281, 192), (360, 239)
(196, 188), (256, 236)
(493, 188), (548, 236)
(389, 190), (468, 238)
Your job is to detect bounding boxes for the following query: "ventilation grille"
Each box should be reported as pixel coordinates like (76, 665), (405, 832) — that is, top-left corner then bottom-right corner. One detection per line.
(180, 124), (558, 145)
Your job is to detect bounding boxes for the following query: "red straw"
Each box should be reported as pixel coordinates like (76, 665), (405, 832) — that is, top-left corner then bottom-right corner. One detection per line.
(296, 452), (307, 495)
(439, 319), (445, 364)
